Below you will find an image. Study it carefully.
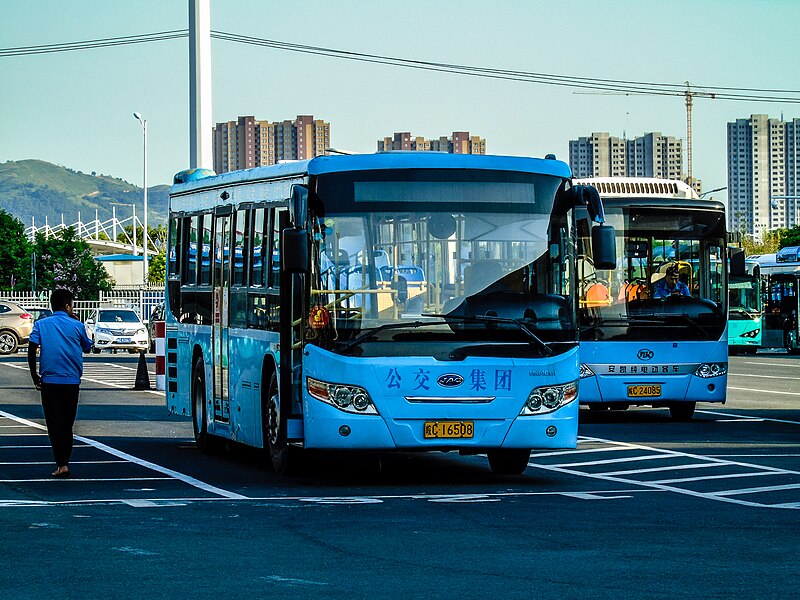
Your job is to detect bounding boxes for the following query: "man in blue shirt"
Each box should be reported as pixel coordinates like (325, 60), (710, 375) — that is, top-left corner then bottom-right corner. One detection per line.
(653, 265), (691, 299)
(27, 289), (93, 478)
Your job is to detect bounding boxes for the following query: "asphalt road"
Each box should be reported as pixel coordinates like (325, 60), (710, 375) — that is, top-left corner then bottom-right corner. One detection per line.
(0, 353), (797, 599)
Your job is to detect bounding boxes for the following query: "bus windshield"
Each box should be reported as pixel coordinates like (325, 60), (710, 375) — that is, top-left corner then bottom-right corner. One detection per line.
(729, 274), (761, 316)
(309, 169), (574, 357)
(578, 204), (727, 342)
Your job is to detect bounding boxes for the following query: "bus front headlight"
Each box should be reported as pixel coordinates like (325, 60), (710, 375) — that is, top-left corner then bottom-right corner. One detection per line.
(694, 363), (728, 378)
(307, 377), (378, 415)
(520, 381), (577, 415)
(739, 329), (760, 338)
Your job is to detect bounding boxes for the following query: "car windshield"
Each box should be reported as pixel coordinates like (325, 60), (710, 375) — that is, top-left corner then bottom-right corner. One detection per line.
(98, 310), (140, 323)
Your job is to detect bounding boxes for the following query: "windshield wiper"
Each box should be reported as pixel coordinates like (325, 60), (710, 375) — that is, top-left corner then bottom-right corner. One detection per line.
(338, 320), (439, 353)
(422, 313), (552, 356)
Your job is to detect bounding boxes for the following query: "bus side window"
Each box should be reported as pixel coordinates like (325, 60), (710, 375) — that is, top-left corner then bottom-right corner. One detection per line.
(199, 213), (212, 286)
(167, 217), (182, 321)
(186, 215), (199, 285)
(270, 207), (288, 289)
(251, 208), (266, 287)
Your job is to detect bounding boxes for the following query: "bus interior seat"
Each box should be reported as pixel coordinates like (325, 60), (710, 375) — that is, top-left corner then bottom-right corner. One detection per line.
(464, 260), (504, 295)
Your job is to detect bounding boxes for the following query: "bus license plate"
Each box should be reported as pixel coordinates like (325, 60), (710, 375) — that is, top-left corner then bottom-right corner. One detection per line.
(117, 337), (131, 344)
(627, 385), (661, 398)
(423, 421), (474, 439)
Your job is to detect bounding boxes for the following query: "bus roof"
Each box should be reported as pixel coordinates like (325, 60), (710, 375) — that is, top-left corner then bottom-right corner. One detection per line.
(572, 177), (700, 200)
(171, 152), (572, 194)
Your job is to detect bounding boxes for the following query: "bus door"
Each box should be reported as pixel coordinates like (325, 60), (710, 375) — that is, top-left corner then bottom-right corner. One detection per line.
(212, 208), (232, 423)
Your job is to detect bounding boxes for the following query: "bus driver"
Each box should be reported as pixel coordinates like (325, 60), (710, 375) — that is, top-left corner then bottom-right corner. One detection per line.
(654, 265), (690, 299)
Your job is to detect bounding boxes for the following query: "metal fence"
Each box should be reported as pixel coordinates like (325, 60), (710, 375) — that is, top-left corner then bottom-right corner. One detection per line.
(0, 287), (165, 323)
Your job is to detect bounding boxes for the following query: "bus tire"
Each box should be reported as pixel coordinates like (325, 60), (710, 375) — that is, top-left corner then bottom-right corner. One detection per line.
(264, 373), (300, 476)
(191, 359), (217, 453)
(784, 330), (800, 355)
(669, 402), (695, 421)
(487, 449), (531, 475)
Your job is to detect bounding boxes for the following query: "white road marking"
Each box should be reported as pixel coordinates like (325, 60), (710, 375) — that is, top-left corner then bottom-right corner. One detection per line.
(727, 386), (800, 397)
(650, 471), (782, 485)
(1, 362), (163, 397)
(553, 454), (674, 468)
(0, 460), (127, 465)
(526, 435), (800, 510)
(600, 462), (723, 477)
(698, 409), (800, 426)
(713, 483), (800, 497)
(741, 361), (800, 367)
(0, 489), (661, 508)
(0, 409), (247, 500)
(729, 373), (799, 380)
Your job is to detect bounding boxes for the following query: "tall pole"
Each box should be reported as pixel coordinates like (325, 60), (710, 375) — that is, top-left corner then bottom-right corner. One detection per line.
(685, 81), (693, 186)
(134, 113), (148, 283)
(132, 204), (137, 256)
(189, 0), (213, 170)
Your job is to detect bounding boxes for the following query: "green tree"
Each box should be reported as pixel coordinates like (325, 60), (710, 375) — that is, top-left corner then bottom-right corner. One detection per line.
(779, 226), (800, 248)
(0, 209), (32, 290)
(743, 230), (781, 256)
(148, 249), (166, 284)
(32, 226), (114, 299)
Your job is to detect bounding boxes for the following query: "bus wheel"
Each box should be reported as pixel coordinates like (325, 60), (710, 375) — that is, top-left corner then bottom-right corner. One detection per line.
(669, 402), (695, 421)
(785, 330), (800, 355)
(264, 374), (299, 476)
(192, 359), (215, 453)
(487, 449), (531, 475)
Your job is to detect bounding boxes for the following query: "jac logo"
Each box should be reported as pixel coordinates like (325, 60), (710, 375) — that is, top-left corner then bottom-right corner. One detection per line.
(637, 349), (654, 361)
(437, 374), (464, 388)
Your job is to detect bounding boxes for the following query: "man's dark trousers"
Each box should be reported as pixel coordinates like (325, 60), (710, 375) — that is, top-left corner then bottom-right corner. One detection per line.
(40, 383), (80, 468)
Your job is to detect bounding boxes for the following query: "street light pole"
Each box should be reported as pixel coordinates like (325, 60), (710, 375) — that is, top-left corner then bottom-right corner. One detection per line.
(134, 112), (148, 284)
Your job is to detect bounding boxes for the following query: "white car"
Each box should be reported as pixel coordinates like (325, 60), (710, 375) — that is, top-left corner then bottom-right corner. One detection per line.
(85, 308), (149, 354)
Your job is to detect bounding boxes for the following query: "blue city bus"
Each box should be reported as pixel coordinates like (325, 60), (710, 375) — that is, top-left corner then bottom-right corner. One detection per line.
(753, 248), (800, 352)
(573, 178), (728, 420)
(728, 258), (762, 353)
(164, 153), (615, 474)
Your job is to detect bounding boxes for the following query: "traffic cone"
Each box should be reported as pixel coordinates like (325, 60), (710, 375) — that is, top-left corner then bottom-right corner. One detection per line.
(134, 350), (151, 390)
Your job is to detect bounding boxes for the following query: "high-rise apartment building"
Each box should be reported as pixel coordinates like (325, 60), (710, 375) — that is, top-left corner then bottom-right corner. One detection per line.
(727, 114), (800, 236)
(569, 132), (685, 182)
(377, 132), (486, 154)
(213, 115), (331, 173)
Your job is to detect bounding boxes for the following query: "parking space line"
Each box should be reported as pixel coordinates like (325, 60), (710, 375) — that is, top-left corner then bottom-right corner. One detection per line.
(529, 446), (628, 459)
(698, 410), (800, 426)
(600, 462), (723, 477)
(0, 409), (248, 500)
(0, 460), (127, 465)
(713, 483), (800, 497)
(0, 477), (173, 483)
(650, 471), (782, 485)
(727, 386), (800, 397)
(525, 435), (800, 510)
(554, 454), (674, 468)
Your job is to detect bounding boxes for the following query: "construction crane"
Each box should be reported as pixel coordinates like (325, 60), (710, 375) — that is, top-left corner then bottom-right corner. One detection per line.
(575, 82), (716, 185)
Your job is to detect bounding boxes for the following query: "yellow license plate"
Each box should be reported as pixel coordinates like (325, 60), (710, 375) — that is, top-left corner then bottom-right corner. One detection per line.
(423, 421), (474, 439)
(627, 384), (662, 398)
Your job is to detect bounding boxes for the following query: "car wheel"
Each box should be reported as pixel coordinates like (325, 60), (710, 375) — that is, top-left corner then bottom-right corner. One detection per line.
(0, 331), (19, 355)
(487, 449), (531, 475)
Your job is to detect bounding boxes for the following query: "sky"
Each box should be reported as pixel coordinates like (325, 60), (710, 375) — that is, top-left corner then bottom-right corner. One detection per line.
(1, 0), (799, 208)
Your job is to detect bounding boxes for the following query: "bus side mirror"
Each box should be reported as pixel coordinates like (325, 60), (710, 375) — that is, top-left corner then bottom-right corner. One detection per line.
(282, 228), (309, 273)
(290, 185), (308, 227)
(729, 248), (746, 276)
(572, 185), (605, 224)
(592, 225), (617, 270)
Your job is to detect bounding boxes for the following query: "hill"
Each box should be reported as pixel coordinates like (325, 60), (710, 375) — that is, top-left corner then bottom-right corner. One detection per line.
(0, 159), (169, 229)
